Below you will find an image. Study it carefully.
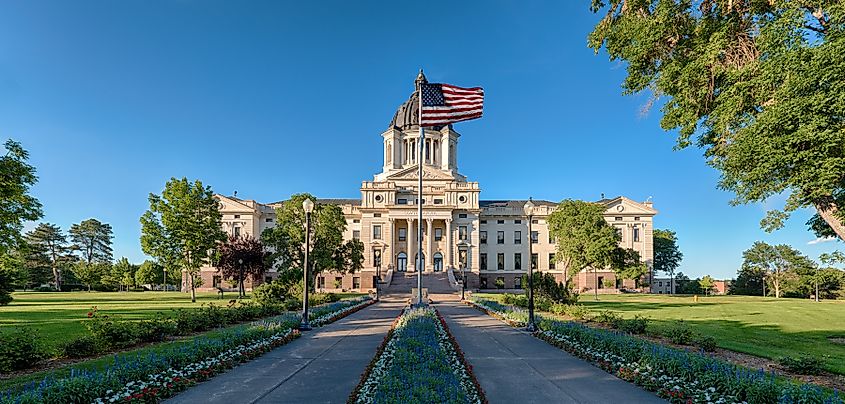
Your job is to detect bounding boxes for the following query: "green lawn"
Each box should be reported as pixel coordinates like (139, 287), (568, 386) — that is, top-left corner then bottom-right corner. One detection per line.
(1, 291), (243, 352)
(477, 293), (845, 375)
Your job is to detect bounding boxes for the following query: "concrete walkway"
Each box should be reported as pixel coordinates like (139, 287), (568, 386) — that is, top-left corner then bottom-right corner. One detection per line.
(436, 300), (665, 404)
(166, 298), (405, 404)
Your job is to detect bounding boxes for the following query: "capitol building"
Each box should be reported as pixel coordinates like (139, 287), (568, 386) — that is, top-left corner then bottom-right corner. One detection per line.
(193, 73), (658, 294)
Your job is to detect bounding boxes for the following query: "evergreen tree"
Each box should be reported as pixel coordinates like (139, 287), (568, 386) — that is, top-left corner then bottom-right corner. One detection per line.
(653, 229), (683, 293)
(25, 223), (71, 290)
(0, 140), (43, 257)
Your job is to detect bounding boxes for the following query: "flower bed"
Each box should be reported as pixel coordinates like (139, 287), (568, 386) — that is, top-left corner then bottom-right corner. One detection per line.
(467, 297), (843, 404)
(1, 297), (373, 404)
(349, 306), (486, 404)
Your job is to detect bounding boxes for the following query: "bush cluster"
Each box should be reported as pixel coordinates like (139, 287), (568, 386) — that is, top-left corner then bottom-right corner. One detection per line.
(778, 355), (824, 375)
(0, 329), (46, 372)
(521, 272), (578, 305)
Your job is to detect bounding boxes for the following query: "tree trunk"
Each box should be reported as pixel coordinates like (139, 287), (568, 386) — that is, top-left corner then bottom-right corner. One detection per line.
(594, 267), (599, 301)
(773, 276), (780, 298)
(816, 202), (845, 241)
(670, 270), (674, 294)
(189, 273), (196, 303)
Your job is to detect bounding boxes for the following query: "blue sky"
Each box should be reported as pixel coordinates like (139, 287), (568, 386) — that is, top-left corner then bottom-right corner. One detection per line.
(1, 1), (839, 279)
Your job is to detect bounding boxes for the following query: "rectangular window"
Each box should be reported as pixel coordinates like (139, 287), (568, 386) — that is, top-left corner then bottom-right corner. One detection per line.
(480, 230), (487, 244)
(615, 217), (623, 221)
(497, 231), (505, 244)
(480, 277), (488, 289)
(398, 198), (408, 205)
(434, 198), (443, 204)
(212, 276), (222, 288)
(265, 218), (273, 223)
(459, 226), (468, 241)
(615, 226), (623, 239)
(352, 277), (360, 289)
(497, 253), (505, 270)
(480, 220), (487, 224)
(234, 215), (240, 219)
(335, 277), (343, 288)
(353, 219), (360, 223)
(496, 277), (505, 289)
(399, 228), (407, 241)
(549, 233), (554, 243)
(497, 219), (504, 224)
(532, 219), (538, 224)
(514, 230), (522, 244)
(598, 276), (604, 289)
(514, 219), (522, 224)
(549, 253), (556, 270)
(514, 276), (522, 289)
(531, 253), (538, 270)
(373, 225), (382, 240)
(633, 227), (640, 242)
(233, 226), (241, 237)
(353, 230), (360, 241)
(374, 213), (382, 217)
(435, 228), (443, 241)
(318, 276), (325, 289)
(459, 213), (467, 219)
(480, 253), (487, 270)
(531, 231), (538, 244)
(634, 216), (640, 221)
(514, 253), (522, 270)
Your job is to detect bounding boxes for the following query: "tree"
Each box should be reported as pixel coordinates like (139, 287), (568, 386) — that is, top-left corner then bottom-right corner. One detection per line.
(548, 199), (620, 300)
(261, 193), (363, 291)
(217, 235), (269, 298)
(135, 260), (178, 288)
(654, 229), (683, 294)
(730, 263), (767, 296)
(588, 2), (845, 242)
(699, 275), (716, 296)
(71, 261), (107, 291)
(140, 178), (225, 302)
(25, 223), (70, 290)
(612, 247), (649, 288)
(741, 241), (814, 298)
(0, 140), (43, 257)
(109, 258), (137, 291)
(69, 218), (114, 265)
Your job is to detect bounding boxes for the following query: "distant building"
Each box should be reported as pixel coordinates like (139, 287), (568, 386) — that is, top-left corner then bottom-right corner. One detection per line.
(185, 73), (659, 293)
(712, 280), (731, 295)
(652, 277), (678, 294)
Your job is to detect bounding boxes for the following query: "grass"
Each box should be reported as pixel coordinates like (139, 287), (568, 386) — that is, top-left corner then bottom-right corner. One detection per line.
(475, 292), (845, 375)
(1, 291), (233, 352)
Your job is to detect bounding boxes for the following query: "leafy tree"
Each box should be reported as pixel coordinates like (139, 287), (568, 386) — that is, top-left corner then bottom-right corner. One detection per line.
(699, 275), (716, 296)
(109, 258), (137, 291)
(135, 260), (178, 288)
(654, 229), (683, 293)
(217, 235), (269, 298)
(69, 218), (113, 265)
(612, 247), (648, 287)
(140, 178), (225, 302)
(548, 199), (620, 300)
(730, 263), (766, 296)
(588, 2), (845, 242)
(0, 140), (43, 257)
(0, 266), (13, 305)
(741, 241), (814, 298)
(261, 193), (363, 291)
(25, 223), (71, 290)
(71, 261), (108, 291)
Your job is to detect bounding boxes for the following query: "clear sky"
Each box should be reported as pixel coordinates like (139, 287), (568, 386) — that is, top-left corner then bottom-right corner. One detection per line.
(1, 1), (839, 279)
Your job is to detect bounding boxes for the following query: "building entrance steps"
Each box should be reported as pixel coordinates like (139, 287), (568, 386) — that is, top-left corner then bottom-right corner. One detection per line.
(435, 300), (665, 404)
(164, 298), (406, 404)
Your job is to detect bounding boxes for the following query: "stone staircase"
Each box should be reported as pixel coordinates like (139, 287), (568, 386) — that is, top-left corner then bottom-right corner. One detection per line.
(384, 271), (455, 296)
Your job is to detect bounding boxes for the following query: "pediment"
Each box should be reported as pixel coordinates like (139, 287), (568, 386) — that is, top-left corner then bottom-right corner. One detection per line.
(216, 195), (257, 213)
(600, 196), (658, 215)
(386, 165), (457, 181)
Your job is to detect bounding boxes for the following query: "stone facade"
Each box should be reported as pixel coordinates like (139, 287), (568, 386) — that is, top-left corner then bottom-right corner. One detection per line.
(188, 75), (658, 294)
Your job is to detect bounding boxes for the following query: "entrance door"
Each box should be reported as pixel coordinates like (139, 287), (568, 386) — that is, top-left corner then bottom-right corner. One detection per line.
(396, 253), (407, 272)
(433, 252), (443, 272)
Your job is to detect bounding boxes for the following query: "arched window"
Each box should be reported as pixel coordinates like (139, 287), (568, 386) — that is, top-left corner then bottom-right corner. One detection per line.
(396, 252), (407, 272)
(433, 252), (443, 272)
(386, 143), (392, 164)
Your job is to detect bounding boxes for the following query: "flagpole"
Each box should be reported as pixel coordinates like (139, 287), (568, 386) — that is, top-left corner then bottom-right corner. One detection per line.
(417, 75), (424, 307)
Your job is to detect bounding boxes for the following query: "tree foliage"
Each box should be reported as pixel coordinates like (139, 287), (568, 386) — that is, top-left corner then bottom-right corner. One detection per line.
(730, 263), (767, 296)
(654, 229), (683, 292)
(741, 241), (814, 298)
(588, 1), (845, 241)
(135, 260), (178, 287)
(25, 223), (71, 290)
(0, 140), (43, 256)
(699, 275), (716, 295)
(548, 199), (620, 284)
(612, 247), (648, 286)
(71, 261), (109, 291)
(69, 218), (113, 265)
(261, 193), (363, 289)
(140, 178), (225, 302)
(217, 235), (269, 298)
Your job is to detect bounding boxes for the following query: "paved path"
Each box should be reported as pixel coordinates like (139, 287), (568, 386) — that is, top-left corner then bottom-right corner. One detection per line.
(166, 298), (405, 404)
(436, 299), (665, 404)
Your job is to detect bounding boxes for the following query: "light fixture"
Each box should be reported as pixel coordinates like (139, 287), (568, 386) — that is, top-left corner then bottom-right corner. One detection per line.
(302, 198), (315, 214)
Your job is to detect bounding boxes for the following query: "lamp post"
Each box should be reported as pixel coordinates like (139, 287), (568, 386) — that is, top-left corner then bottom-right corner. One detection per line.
(460, 262), (466, 301)
(524, 199), (537, 332)
(237, 258), (244, 299)
(375, 249), (381, 301)
(300, 198), (315, 331)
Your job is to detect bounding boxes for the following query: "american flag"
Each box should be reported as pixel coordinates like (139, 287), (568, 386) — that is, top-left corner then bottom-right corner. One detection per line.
(420, 83), (484, 126)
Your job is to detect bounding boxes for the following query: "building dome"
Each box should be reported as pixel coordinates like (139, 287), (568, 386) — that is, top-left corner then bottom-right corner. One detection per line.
(388, 70), (448, 131)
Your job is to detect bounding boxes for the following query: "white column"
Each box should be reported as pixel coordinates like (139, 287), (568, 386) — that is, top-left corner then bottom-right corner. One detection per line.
(387, 218), (394, 270)
(426, 218), (434, 272)
(405, 219), (417, 272)
(446, 218), (453, 268)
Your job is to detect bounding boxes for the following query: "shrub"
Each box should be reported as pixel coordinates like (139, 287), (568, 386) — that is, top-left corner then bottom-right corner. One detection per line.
(58, 335), (102, 358)
(522, 272), (578, 304)
(594, 310), (622, 326)
(563, 304), (592, 321)
(664, 321), (694, 345)
(617, 315), (649, 334)
(0, 328), (46, 371)
(253, 279), (290, 305)
(34, 285), (53, 292)
(494, 278), (505, 289)
(778, 355), (823, 375)
(534, 296), (554, 312)
(694, 334), (717, 352)
(138, 314), (178, 342)
(85, 310), (140, 349)
(0, 290), (10, 305)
